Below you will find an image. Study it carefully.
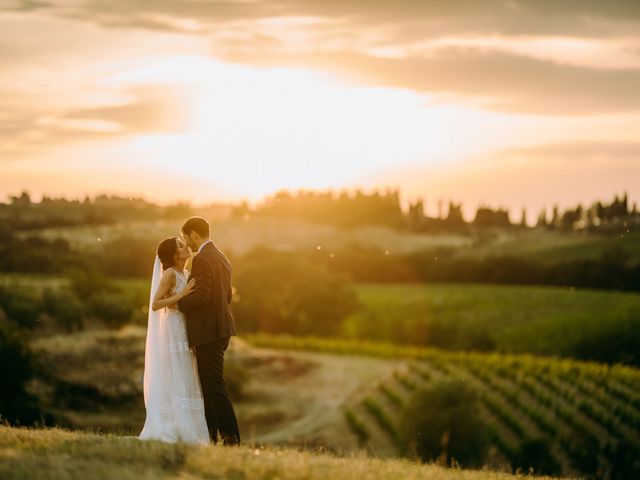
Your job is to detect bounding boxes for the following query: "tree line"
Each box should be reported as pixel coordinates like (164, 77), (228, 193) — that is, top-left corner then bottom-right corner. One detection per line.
(3, 189), (637, 233)
(240, 189), (638, 233)
(0, 191), (191, 231)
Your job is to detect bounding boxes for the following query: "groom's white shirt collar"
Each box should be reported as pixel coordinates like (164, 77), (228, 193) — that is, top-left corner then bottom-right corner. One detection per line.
(197, 239), (212, 254)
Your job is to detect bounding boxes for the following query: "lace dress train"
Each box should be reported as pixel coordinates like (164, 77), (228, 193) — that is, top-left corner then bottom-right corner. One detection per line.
(140, 268), (209, 444)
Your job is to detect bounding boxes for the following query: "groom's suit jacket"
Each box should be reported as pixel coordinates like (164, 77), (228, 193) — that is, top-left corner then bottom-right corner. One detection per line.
(178, 242), (237, 347)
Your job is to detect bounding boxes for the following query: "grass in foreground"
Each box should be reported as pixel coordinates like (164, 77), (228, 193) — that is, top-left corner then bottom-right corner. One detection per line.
(0, 426), (562, 480)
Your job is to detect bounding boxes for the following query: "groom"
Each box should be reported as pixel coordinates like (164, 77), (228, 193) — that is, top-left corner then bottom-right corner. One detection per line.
(178, 216), (240, 445)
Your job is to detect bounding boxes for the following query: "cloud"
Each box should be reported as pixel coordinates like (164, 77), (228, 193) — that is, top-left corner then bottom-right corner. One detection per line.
(64, 87), (191, 132)
(212, 47), (640, 115)
(0, 87), (192, 157)
(497, 140), (640, 164)
(1, 0), (51, 13)
(0, 11), (211, 157)
(8, 0), (639, 38)
(6, 0), (635, 115)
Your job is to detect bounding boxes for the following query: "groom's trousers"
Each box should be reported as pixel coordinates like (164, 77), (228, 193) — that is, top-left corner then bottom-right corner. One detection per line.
(195, 337), (240, 444)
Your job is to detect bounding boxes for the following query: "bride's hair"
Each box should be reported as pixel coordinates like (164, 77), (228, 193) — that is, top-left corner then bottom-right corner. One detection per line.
(157, 237), (179, 270)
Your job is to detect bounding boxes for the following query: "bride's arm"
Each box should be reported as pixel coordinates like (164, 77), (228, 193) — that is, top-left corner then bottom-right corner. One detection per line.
(152, 270), (195, 311)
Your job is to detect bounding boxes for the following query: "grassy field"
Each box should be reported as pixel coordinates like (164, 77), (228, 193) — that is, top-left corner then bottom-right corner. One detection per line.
(345, 283), (640, 359)
(20, 217), (639, 263)
(29, 327), (395, 452)
(246, 334), (640, 479)
(6, 272), (639, 362)
(22, 218), (471, 256)
(0, 426), (564, 480)
(19, 327), (640, 478)
(0, 273), (69, 290)
(453, 229), (640, 264)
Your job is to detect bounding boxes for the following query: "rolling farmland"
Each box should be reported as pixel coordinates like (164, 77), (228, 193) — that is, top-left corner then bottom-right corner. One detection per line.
(249, 335), (640, 479)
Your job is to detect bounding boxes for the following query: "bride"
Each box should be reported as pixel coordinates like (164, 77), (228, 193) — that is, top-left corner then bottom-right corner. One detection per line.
(139, 237), (210, 444)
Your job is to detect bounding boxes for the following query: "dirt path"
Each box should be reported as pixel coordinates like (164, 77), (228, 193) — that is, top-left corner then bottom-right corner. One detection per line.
(232, 339), (407, 454)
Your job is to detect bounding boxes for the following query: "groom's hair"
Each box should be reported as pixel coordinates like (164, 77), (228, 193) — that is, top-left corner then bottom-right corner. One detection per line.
(181, 216), (209, 238)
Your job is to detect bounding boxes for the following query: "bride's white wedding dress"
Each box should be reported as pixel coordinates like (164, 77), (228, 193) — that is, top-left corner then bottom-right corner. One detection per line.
(139, 258), (209, 444)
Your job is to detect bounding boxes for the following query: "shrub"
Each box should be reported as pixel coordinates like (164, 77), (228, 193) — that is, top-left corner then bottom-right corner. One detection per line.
(0, 286), (41, 329)
(68, 270), (119, 299)
(344, 408), (369, 444)
(608, 441), (640, 480)
(224, 358), (250, 401)
(569, 311), (640, 366)
(233, 248), (360, 336)
(88, 292), (133, 328)
(512, 438), (561, 476)
(0, 322), (46, 425)
(41, 288), (84, 332)
(399, 378), (489, 467)
(97, 237), (157, 278)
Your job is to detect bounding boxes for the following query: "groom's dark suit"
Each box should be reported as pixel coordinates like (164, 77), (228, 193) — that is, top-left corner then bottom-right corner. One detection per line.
(178, 241), (239, 444)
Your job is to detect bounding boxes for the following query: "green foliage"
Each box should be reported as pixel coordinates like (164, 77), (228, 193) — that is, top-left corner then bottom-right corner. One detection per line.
(0, 193), (192, 231)
(32, 327), (250, 434)
(568, 304), (640, 365)
(379, 384), (403, 407)
(347, 283), (640, 365)
(69, 271), (135, 328)
(362, 397), (399, 444)
(512, 438), (560, 476)
(0, 285), (41, 329)
(344, 408), (370, 445)
(473, 207), (511, 227)
(35, 328), (147, 432)
(233, 248), (360, 336)
(607, 441), (640, 480)
(96, 237), (157, 278)
(0, 236), (81, 274)
(251, 189), (406, 228)
(564, 431), (601, 474)
(253, 334), (640, 477)
(41, 289), (84, 332)
(0, 223), (12, 241)
(318, 244), (421, 282)
(224, 358), (250, 401)
(399, 378), (490, 468)
(316, 244), (640, 291)
(87, 292), (133, 328)
(0, 275), (144, 333)
(68, 270), (119, 299)
(0, 323), (46, 425)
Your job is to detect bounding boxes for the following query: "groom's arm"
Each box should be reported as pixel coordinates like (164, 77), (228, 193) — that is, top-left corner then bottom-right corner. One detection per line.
(178, 256), (213, 312)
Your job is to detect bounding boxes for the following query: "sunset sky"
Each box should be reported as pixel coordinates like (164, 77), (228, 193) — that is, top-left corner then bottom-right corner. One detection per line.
(1, 1), (639, 219)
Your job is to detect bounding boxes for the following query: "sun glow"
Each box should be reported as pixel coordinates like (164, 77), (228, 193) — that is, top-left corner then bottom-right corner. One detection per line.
(105, 55), (535, 200)
(109, 56), (439, 196)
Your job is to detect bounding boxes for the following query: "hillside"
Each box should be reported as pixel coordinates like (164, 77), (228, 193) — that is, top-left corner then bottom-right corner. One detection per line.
(347, 283), (640, 362)
(248, 335), (640, 479)
(22, 327), (640, 478)
(23, 217), (640, 263)
(14, 274), (638, 364)
(0, 426), (563, 480)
